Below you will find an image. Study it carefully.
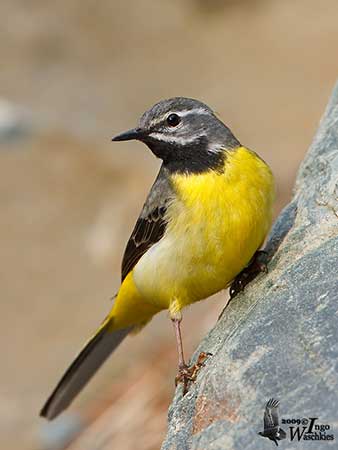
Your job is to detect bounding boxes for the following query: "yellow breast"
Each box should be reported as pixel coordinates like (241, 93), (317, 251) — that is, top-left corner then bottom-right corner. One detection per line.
(133, 146), (275, 314)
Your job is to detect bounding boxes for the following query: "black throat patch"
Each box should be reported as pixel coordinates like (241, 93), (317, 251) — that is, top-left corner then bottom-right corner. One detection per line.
(146, 135), (233, 174)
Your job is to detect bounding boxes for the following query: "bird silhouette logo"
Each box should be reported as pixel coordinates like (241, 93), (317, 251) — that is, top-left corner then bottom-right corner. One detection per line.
(258, 398), (287, 446)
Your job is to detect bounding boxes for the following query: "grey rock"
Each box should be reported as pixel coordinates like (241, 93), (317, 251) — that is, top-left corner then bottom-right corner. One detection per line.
(39, 413), (84, 450)
(0, 99), (31, 142)
(162, 82), (338, 450)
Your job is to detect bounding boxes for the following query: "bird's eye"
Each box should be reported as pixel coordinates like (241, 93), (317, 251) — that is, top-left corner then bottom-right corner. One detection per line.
(166, 113), (181, 127)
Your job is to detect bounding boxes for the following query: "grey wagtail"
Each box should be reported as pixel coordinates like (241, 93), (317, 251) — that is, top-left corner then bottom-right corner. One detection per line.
(41, 97), (275, 420)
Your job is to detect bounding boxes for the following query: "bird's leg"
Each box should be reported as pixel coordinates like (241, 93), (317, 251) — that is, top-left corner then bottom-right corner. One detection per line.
(171, 314), (211, 395)
(229, 250), (268, 300)
(172, 314), (186, 371)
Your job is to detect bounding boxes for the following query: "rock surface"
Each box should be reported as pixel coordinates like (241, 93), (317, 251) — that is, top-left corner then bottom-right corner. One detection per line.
(0, 99), (31, 141)
(161, 83), (338, 450)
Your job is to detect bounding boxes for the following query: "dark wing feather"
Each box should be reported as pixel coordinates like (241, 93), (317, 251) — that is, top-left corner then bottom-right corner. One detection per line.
(264, 398), (280, 430)
(121, 166), (173, 281)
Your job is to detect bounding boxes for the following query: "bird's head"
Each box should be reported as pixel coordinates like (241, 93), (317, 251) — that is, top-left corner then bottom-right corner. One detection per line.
(112, 97), (240, 173)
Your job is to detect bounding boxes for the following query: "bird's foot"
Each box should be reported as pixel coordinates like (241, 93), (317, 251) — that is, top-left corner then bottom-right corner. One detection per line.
(175, 352), (212, 395)
(229, 250), (268, 300)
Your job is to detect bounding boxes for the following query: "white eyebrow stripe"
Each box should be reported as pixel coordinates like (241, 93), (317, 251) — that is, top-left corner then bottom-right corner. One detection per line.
(176, 108), (211, 117)
(149, 108), (212, 126)
(148, 131), (205, 145)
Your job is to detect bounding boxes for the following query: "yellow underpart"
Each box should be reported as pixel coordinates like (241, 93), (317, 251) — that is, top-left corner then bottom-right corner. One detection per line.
(107, 271), (161, 331)
(108, 146), (275, 328)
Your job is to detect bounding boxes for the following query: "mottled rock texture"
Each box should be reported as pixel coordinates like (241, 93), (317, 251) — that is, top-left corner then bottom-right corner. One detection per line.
(162, 83), (338, 450)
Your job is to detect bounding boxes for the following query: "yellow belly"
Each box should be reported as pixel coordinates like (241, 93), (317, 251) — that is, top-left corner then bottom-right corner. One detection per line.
(132, 146), (275, 316)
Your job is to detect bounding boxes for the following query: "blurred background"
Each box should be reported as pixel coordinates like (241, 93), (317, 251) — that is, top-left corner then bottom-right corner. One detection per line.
(1, 1), (337, 449)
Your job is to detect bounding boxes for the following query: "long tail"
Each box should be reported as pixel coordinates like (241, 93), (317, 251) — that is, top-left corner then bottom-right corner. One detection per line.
(40, 318), (131, 420)
(40, 272), (160, 420)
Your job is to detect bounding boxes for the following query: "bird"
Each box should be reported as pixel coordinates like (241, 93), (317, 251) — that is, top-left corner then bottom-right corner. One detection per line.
(40, 97), (275, 420)
(258, 398), (286, 446)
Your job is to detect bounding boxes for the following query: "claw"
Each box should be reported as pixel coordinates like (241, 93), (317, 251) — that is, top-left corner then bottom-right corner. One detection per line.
(229, 250), (269, 300)
(175, 352), (212, 394)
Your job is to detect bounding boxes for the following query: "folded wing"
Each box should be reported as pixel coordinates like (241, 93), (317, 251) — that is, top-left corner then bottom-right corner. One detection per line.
(121, 166), (174, 281)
